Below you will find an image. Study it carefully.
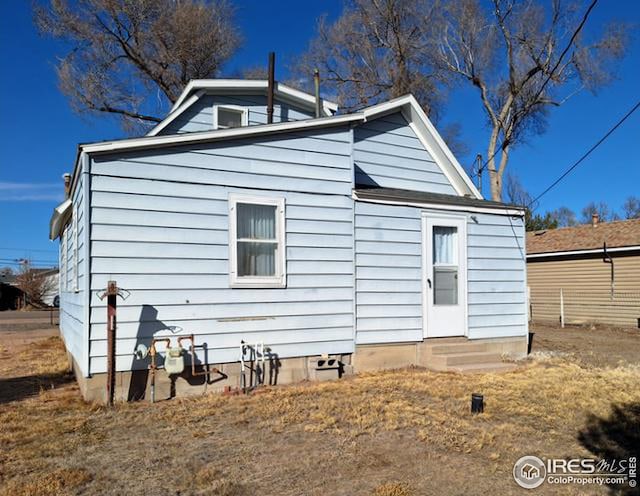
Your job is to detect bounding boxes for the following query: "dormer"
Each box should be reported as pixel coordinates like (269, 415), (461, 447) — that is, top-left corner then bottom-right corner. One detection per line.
(148, 79), (338, 136)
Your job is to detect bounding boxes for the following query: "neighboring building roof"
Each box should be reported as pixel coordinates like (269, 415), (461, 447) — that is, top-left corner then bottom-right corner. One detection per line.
(526, 218), (640, 257)
(353, 187), (524, 216)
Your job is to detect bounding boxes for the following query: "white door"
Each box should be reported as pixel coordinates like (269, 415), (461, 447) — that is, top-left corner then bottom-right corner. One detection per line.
(423, 215), (467, 338)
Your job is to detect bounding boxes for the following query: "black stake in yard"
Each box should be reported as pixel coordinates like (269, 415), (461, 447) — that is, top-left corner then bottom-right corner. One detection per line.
(97, 281), (129, 406)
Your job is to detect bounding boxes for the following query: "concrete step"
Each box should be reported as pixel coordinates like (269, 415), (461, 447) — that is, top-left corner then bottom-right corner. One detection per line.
(428, 352), (502, 367)
(443, 352), (503, 366)
(449, 362), (518, 374)
(427, 342), (490, 355)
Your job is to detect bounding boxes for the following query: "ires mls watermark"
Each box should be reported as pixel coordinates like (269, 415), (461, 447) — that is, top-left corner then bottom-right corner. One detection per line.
(513, 455), (637, 490)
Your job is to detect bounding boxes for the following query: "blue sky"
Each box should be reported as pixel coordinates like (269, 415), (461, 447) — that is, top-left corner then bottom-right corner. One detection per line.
(0, 0), (638, 269)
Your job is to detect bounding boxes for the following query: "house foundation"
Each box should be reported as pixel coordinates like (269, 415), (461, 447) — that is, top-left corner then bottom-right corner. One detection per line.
(68, 336), (528, 404)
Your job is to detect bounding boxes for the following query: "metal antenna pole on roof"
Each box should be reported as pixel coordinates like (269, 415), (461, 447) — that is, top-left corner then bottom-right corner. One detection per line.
(267, 52), (275, 124)
(474, 154), (483, 195)
(314, 69), (321, 118)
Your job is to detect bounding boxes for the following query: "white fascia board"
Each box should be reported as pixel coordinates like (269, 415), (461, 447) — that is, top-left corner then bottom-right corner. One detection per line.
(81, 112), (364, 155)
(352, 191), (525, 217)
(404, 96), (482, 199)
(170, 79), (338, 115)
(527, 245), (640, 259)
(147, 90), (205, 137)
(362, 95), (482, 200)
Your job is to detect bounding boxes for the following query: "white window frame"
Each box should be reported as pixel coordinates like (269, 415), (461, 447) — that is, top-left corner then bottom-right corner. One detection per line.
(60, 226), (67, 292)
(213, 104), (248, 130)
(228, 194), (286, 288)
(72, 206), (79, 292)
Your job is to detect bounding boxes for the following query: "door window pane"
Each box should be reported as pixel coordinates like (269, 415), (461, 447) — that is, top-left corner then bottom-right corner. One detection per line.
(434, 267), (458, 305)
(433, 226), (457, 265)
(433, 225), (458, 305)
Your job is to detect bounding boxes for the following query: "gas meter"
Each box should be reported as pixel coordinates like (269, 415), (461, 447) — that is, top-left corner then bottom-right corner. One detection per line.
(165, 346), (185, 375)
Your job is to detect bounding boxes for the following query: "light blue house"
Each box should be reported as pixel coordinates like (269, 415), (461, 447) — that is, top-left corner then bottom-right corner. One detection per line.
(50, 80), (528, 402)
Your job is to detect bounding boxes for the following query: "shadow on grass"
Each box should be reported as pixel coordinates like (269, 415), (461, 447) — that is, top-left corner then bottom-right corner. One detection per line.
(578, 402), (640, 495)
(0, 370), (74, 404)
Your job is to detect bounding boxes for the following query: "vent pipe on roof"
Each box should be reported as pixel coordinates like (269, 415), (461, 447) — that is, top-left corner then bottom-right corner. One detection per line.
(592, 213), (599, 227)
(314, 69), (321, 118)
(267, 52), (275, 124)
(63, 173), (71, 199)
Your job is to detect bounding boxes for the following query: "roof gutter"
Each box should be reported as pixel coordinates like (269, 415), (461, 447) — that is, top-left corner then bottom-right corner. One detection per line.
(352, 190), (525, 216)
(527, 245), (640, 259)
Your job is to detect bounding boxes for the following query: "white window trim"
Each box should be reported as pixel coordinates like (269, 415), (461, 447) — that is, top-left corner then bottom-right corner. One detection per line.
(228, 194), (286, 288)
(72, 206), (79, 292)
(60, 227), (66, 292)
(213, 104), (248, 130)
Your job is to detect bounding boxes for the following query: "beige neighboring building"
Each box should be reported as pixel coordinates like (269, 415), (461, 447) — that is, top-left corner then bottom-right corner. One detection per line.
(526, 215), (640, 328)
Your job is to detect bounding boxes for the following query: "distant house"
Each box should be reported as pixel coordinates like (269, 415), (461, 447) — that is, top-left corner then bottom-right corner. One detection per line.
(527, 215), (640, 327)
(49, 79), (529, 403)
(0, 267), (58, 309)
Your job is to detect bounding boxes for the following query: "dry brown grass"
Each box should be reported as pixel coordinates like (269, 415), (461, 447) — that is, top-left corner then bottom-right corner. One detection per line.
(1, 336), (639, 495)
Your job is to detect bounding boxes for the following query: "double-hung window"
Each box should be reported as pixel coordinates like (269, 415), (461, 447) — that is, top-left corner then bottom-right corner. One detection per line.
(229, 195), (285, 288)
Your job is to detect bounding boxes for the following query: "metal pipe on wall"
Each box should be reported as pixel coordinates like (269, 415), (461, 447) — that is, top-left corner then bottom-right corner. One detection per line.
(105, 280), (118, 406)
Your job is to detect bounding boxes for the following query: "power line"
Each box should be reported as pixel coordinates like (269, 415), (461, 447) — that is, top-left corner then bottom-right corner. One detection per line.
(0, 247), (57, 254)
(528, 99), (640, 210)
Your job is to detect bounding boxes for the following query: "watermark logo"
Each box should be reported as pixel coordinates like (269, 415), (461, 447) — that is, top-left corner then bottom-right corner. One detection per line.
(513, 455), (637, 490)
(513, 456), (546, 489)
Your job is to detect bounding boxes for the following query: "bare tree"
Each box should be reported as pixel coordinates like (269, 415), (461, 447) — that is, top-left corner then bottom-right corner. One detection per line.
(435, 0), (629, 200)
(581, 201), (618, 223)
(35, 0), (241, 131)
(295, 0), (447, 116)
(15, 262), (54, 308)
(622, 196), (640, 219)
(504, 172), (533, 207)
(550, 206), (578, 227)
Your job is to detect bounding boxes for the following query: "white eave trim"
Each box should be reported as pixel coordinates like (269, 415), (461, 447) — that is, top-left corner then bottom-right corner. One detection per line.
(352, 191), (525, 216)
(49, 198), (72, 240)
(170, 79), (338, 115)
(147, 90), (205, 137)
(82, 113), (364, 154)
(527, 245), (640, 259)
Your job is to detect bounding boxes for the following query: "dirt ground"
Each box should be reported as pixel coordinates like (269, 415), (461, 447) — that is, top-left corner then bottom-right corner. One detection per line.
(0, 322), (638, 496)
(530, 322), (640, 368)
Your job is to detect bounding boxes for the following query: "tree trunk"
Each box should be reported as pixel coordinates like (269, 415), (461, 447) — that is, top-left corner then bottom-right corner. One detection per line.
(486, 125), (502, 201)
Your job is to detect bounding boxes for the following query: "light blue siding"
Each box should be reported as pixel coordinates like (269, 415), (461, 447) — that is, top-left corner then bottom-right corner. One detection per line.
(88, 127), (355, 374)
(467, 213), (527, 339)
(353, 112), (457, 195)
(59, 172), (87, 370)
(161, 94), (315, 135)
(354, 201), (423, 344)
(354, 200), (528, 343)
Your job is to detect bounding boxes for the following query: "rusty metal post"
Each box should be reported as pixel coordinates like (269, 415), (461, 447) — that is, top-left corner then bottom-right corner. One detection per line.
(106, 280), (118, 406)
(267, 52), (275, 124)
(314, 69), (321, 118)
